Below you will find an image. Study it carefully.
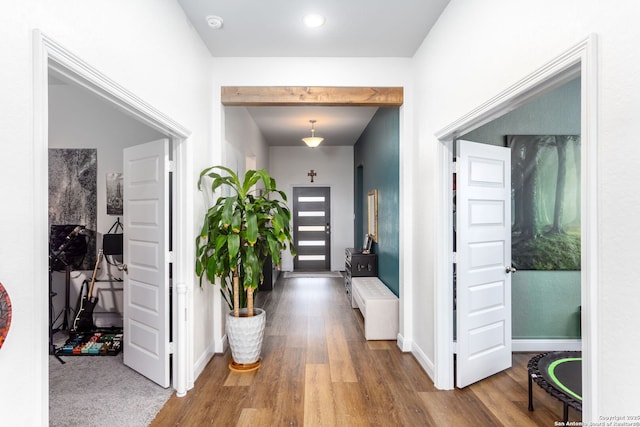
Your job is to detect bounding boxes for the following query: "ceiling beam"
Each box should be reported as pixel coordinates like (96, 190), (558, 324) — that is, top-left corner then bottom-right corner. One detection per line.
(221, 86), (403, 107)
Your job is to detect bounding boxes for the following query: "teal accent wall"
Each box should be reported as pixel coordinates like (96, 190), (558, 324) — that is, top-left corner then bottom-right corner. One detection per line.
(462, 78), (581, 340)
(354, 108), (400, 296)
(462, 78), (581, 146)
(512, 271), (581, 338)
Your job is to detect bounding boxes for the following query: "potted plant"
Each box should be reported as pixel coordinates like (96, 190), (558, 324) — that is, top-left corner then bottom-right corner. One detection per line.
(195, 166), (295, 371)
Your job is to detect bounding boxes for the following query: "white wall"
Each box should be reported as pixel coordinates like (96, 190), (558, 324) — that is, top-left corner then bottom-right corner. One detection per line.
(412, 0), (640, 418)
(49, 81), (165, 328)
(223, 109), (356, 271)
(270, 146), (354, 271)
(10, 0), (638, 422)
(224, 107), (270, 172)
(0, 2), (213, 424)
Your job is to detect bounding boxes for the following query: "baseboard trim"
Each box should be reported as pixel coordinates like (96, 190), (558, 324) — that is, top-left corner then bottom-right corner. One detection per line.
(193, 348), (214, 381)
(410, 342), (435, 380)
(512, 339), (582, 352)
(215, 334), (228, 354)
(194, 335), (228, 380)
(396, 333), (412, 352)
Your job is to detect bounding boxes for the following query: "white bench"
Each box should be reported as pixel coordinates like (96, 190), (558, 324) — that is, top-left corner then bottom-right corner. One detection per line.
(351, 277), (399, 340)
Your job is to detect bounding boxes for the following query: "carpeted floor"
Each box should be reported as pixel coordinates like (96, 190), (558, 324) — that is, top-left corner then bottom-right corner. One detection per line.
(49, 347), (172, 426)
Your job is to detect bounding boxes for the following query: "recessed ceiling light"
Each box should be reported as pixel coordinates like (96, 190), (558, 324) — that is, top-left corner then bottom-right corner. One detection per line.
(303, 14), (325, 28)
(205, 15), (224, 30)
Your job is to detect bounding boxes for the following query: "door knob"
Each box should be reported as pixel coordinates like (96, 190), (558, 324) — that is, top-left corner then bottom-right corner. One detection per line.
(118, 264), (128, 274)
(505, 266), (516, 274)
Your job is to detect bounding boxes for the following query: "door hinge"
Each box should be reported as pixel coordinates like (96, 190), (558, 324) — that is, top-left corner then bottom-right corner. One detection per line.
(452, 252), (457, 264)
(168, 251), (175, 263)
(169, 342), (174, 354)
(168, 160), (175, 172)
(452, 160), (459, 173)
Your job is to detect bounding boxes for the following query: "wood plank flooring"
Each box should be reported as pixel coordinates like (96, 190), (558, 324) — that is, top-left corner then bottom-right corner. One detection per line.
(150, 276), (582, 426)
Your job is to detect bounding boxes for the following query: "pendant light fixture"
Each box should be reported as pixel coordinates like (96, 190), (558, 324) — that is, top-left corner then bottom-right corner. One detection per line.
(302, 119), (324, 148)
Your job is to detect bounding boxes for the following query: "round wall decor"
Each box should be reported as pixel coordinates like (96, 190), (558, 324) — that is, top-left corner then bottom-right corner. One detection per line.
(0, 282), (12, 350)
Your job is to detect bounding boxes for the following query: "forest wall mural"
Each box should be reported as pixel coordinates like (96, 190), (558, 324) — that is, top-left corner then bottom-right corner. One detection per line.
(508, 135), (580, 270)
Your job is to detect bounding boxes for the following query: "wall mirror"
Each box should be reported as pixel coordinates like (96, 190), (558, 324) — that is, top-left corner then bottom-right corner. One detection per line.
(367, 189), (378, 242)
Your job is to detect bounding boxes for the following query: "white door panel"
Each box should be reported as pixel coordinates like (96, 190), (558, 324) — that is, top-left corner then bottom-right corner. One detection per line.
(123, 138), (170, 388)
(456, 140), (512, 388)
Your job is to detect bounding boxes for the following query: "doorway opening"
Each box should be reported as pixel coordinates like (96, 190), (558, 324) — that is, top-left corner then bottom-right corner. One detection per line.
(293, 186), (332, 271)
(34, 31), (193, 404)
(355, 165), (365, 247)
(433, 35), (597, 419)
(220, 87), (404, 274)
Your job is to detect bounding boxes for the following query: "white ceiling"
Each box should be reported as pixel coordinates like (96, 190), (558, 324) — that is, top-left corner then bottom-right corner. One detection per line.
(242, 106), (379, 147)
(177, 0), (449, 57)
(178, 0), (450, 146)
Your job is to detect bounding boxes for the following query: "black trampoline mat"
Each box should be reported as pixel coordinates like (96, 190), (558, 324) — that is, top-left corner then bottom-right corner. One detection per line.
(538, 351), (582, 401)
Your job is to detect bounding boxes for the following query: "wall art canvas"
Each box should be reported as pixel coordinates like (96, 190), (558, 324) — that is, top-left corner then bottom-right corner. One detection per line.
(106, 172), (123, 215)
(0, 282), (11, 350)
(507, 135), (580, 270)
(49, 148), (97, 269)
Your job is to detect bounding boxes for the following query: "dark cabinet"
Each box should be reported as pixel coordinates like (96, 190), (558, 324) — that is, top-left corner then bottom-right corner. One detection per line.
(344, 248), (377, 302)
(259, 256), (279, 291)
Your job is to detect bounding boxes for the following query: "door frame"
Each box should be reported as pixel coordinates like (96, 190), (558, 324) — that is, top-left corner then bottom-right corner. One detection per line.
(33, 30), (194, 412)
(292, 186), (332, 271)
(433, 35), (598, 420)
(219, 86), (410, 353)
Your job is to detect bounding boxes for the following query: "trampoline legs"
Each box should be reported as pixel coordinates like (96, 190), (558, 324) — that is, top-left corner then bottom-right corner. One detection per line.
(528, 373), (534, 411)
(531, 380), (571, 425)
(528, 352), (582, 424)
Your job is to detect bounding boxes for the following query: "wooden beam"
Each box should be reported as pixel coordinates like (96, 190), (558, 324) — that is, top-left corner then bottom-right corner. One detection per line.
(221, 86), (403, 107)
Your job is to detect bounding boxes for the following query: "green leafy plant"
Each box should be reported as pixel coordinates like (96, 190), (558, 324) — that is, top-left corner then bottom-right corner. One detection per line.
(195, 166), (295, 317)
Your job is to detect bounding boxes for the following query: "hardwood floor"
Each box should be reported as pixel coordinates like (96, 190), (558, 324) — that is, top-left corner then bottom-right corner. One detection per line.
(151, 276), (581, 426)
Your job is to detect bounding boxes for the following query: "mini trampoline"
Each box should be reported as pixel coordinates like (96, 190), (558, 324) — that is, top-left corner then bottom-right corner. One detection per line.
(528, 351), (582, 424)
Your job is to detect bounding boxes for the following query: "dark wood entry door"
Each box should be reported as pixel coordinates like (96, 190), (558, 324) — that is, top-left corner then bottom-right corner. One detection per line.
(293, 187), (331, 271)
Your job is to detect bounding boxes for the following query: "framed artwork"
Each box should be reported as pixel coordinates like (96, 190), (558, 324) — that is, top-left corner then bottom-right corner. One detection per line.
(49, 148), (97, 269)
(507, 135), (581, 270)
(106, 172), (123, 215)
(367, 189), (378, 242)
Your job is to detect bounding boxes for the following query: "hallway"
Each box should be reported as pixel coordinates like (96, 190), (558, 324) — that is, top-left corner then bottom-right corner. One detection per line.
(151, 276), (580, 426)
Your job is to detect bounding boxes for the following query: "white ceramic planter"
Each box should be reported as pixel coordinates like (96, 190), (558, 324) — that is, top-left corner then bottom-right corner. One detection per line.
(226, 308), (266, 365)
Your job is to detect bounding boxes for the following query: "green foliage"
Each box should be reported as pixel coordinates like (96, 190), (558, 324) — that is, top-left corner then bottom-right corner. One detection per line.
(195, 166), (296, 310)
(512, 229), (580, 270)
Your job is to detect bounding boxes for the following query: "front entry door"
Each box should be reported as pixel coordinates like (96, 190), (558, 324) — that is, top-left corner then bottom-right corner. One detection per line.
(123, 138), (171, 388)
(293, 187), (331, 271)
(455, 140), (512, 388)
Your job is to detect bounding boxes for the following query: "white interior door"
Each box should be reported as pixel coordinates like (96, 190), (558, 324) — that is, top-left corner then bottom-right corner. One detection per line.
(456, 139), (512, 388)
(123, 138), (171, 388)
